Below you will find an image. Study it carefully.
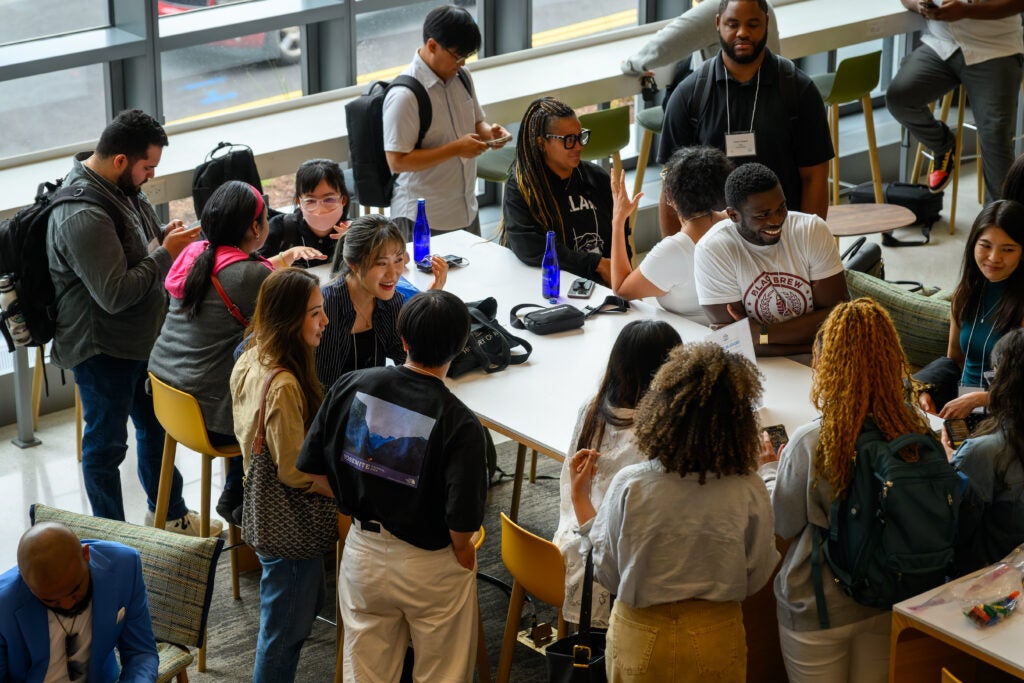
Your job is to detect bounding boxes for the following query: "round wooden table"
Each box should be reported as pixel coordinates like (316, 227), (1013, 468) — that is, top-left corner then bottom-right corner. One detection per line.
(827, 203), (917, 239)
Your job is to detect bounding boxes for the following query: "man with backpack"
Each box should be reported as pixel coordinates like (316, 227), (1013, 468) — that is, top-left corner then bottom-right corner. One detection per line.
(382, 4), (509, 236)
(657, 0), (832, 237)
(46, 109), (220, 537)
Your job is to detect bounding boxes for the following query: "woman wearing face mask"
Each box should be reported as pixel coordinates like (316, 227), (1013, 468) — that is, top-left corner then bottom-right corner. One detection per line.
(259, 159), (351, 268)
(315, 215), (447, 390)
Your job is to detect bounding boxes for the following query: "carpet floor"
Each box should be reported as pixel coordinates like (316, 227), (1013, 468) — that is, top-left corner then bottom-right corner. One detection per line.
(188, 439), (561, 682)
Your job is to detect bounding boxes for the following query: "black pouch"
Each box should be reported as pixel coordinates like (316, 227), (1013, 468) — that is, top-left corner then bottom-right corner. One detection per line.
(510, 303), (585, 335)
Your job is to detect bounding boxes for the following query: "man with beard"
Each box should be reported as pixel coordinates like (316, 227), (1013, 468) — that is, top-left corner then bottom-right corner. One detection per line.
(658, 0), (832, 237)
(0, 523), (158, 682)
(695, 163), (848, 357)
(46, 110), (218, 536)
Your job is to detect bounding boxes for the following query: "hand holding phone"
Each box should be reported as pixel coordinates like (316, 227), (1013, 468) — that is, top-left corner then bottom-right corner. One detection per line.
(487, 134), (512, 148)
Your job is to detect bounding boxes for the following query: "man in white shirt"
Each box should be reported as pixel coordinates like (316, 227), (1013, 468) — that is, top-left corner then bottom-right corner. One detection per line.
(383, 5), (509, 236)
(695, 163), (849, 356)
(886, 0), (1024, 199)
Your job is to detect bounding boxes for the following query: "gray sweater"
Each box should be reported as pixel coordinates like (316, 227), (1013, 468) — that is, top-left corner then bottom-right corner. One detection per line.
(46, 153), (172, 369)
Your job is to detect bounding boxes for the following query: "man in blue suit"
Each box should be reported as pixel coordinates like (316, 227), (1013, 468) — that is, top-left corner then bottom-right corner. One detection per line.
(0, 523), (158, 682)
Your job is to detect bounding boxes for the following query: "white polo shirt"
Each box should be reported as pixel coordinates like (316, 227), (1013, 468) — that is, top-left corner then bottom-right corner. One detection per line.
(922, 3), (1024, 65)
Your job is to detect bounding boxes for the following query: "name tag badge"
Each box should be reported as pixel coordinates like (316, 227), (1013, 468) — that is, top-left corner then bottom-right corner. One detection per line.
(725, 131), (756, 158)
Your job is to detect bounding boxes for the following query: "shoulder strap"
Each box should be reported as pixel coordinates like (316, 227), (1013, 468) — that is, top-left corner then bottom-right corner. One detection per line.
(389, 75), (433, 149)
(251, 368), (286, 454)
(775, 55), (799, 123)
(690, 58), (718, 129)
(582, 295), (629, 319)
(456, 68), (472, 96)
(50, 185), (128, 240)
(810, 528), (831, 630)
(509, 303), (544, 330)
(210, 273), (250, 328)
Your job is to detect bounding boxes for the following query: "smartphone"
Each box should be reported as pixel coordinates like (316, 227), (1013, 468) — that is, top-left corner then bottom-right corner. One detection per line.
(568, 277), (595, 299)
(920, 0), (938, 7)
(763, 424), (789, 452)
(187, 219), (202, 230)
(487, 134), (513, 147)
(416, 254), (466, 272)
(944, 414), (986, 448)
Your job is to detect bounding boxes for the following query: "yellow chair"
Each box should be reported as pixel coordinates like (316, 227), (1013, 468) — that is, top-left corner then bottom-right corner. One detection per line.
(30, 347), (82, 460)
(148, 372), (241, 671)
(631, 106), (664, 227)
(941, 667), (963, 683)
(910, 86), (969, 234)
(496, 513), (567, 683)
(579, 105), (633, 256)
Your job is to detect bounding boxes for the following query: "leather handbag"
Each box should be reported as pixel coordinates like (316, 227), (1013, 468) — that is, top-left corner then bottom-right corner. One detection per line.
(241, 367), (338, 560)
(448, 297), (533, 378)
(546, 550), (607, 682)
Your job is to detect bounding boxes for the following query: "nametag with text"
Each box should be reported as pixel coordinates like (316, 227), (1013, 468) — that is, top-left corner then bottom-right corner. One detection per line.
(725, 131), (756, 158)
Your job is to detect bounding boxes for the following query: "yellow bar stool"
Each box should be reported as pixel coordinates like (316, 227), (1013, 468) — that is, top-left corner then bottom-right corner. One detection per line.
(631, 106), (664, 226)
(30, 347), (83, 460)
(910, 86), (967, 234)
(810, 50), (884, 206)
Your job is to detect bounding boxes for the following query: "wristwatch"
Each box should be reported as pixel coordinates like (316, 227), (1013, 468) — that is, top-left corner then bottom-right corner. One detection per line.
(759, 323), (769, 345)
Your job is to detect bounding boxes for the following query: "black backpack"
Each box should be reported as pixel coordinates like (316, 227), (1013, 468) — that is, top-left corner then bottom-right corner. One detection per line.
(192, 142), (264, 218)
(345, 70), (471, 208)
(0, 179), (124, 352)
(811, 418), (960, 627)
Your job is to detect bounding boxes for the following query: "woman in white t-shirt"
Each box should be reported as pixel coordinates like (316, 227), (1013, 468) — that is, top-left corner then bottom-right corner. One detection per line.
(609, 146), (732, 325)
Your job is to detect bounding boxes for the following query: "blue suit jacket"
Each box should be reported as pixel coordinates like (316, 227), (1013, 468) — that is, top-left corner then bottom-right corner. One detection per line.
(0, 540), (159, 683)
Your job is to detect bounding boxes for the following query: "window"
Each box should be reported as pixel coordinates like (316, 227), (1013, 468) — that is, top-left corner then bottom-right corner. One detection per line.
(0, 1), (108, 46)
(531, 0), (636, 48)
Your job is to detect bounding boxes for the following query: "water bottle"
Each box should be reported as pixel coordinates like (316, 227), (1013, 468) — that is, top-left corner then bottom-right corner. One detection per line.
(541, 231), (560, 303)
(0, 275), (32, 346)
(413, 198), (430, 264)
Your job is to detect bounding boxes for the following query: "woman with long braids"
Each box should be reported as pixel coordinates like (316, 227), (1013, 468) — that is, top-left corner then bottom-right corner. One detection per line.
(503, 96), (617, 284)
(573, 342), (778, 680)
(916, 200), (1024, 418)
(944, 328), (1024, 575)
(766, 298), (934, 682)
(552, 320), (681, 628)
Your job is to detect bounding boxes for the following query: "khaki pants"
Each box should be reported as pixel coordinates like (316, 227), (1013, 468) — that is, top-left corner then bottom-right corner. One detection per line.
(606, 598), (746, 682)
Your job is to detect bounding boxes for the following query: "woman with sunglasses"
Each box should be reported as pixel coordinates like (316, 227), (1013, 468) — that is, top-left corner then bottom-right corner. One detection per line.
(259, 158), (350, 268)
(503, 97), (616, 284)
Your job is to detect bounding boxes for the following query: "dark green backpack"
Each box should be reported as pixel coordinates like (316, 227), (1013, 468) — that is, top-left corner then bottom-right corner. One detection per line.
(811, 419), (960, 627)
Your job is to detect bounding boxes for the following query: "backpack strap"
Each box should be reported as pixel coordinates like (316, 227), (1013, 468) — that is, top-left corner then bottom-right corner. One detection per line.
(689, 57), (718, 130)
(49, 185), (128, 242)
(775, 55), (800, 125)
(582, 295), (629, 318)
(388, 75), (433, 149)
(810, 527), (832, 630)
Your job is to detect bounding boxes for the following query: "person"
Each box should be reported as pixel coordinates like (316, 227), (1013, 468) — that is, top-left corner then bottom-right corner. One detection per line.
(916, 200), (1024, 418)
(229, 267), (333, 682)
(609, 146), (732, 324)
(574, 342), (778, 681)
(46, 109), (209, 533)
(694, 162), (848, 356)
(149, 181), (324, 524)
(297, 290), (489, 682)
(0, 523), (158, 683)
(942, 328), (1024, 575)
(763, 298), (934, 682)
(552, 320), (681, 629)
(258, 158), (351, 267)
(1001, 152), (1024, 201)
(621, 0), (780, 77)
(658, 0), (833, 237)
(503, 97), (617, 283)
(886, 0), (1024, 199)
(383, 4), (510, 235)
(315, 214), (447, 391)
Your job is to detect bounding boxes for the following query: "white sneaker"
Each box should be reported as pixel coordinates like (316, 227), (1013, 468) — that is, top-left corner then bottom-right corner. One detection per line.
(144, 510), (223, 538)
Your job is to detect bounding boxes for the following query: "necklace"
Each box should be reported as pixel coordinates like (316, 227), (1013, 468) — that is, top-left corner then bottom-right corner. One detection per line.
(346, 277), (375, 331)
(55, 613), (77, 636)
(963, 286), (998, 387)
(403, 362), (440, 379)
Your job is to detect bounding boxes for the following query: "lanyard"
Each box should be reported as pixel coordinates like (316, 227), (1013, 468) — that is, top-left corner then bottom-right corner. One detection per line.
(724, 60), (761, 134)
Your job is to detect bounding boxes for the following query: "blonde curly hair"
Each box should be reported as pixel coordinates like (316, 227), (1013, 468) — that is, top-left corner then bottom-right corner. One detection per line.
(634, 342), (763, 484)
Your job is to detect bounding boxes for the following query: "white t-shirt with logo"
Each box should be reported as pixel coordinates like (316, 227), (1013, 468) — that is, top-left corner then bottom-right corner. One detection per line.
(694, 211), (843, 324)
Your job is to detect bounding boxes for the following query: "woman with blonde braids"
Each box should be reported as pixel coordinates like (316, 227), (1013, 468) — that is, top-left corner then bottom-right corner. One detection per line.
(574, 342), (778, 681)
(503, 96), (617, 284)
(764, 298), (933, 682)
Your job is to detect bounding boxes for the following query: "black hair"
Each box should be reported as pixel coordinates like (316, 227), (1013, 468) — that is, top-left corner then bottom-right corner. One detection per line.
(951, 200), (1024, 335)
(576, 320), (682, 451)
(1001, 153), (1024, 203)
(398, 290), (471, 368)
(294, 158), (350, 220)
(663, 146), (733, 219)
(329, 214), (406, 279)
(95, 109), (169, 161)
(724, 162), (781, 212)
(182, 181), (264, 319)
(985, 328), (1024, 470)
(423, 5), (481, 57)
(718, 0), (770, 15)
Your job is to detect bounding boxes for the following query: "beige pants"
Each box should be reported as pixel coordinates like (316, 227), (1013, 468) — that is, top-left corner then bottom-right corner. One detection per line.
(606, 598), (746, 682)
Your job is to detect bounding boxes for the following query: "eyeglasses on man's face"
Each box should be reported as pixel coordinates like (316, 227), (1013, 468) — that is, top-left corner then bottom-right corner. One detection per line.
(299, 195), (343, 210)
(443, 45), (471, 63)
(544, 129), (591, 150)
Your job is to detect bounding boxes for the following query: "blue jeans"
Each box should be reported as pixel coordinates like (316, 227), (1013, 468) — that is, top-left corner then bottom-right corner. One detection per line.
(254, 554), (326, 683)
(73, 354), (188, 521)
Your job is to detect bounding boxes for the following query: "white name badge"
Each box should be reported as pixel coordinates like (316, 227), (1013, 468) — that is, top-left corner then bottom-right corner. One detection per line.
(725, 131), (757, 158)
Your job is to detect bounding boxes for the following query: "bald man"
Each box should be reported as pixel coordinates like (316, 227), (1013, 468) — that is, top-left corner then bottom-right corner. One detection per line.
(0, 523), (158, 683)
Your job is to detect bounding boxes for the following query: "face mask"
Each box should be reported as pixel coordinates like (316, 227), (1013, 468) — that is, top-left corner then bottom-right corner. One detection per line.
(301, 205), (345, 235)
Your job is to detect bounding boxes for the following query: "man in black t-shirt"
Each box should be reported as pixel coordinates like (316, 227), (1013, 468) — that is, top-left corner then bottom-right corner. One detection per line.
(297, 290), (487, 682)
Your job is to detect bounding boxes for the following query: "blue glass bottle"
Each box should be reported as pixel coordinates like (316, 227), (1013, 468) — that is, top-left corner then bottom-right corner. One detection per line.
(413, 198), (430, 264)
(541, 230), (559, 303)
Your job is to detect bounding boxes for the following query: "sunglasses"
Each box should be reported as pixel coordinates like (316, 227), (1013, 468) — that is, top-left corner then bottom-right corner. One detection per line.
(544, 129), (591, 149)
(66, 633), (85, 681)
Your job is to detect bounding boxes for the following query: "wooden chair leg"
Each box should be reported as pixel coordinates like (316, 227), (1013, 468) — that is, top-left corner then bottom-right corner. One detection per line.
(496, 581), (526, 683)
(200, 454), (212, 538)
(509, 444), (527, 522)
(222, 459), (240, 600)
(977, 133), (984, 204)
(862, 95), (884, 204)
(950, 86), (966, 235)
(529, 449), (538, 484)
(829, 103), (840, 206)
(476, 601), (491, 683)
(75, 386), (82, 462)
(31, 347), (43, 431)
(153, 435), (177, 529)
(630, 129), (654, 227)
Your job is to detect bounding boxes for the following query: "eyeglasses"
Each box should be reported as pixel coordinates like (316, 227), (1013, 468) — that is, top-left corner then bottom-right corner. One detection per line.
(443, 46), (470, 63)
(299, 195), (343, 210)
(545, 129), (591, 149)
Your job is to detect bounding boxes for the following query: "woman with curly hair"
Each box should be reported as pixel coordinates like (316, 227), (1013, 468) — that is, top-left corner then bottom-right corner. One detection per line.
(944, 328), (1024, 575)
(552, 319), (681, 628)
(608, 146), (732, 324)
(573, 342), (778, 681)
(767, 298), (933, 682)
(502, 97), (616, 284)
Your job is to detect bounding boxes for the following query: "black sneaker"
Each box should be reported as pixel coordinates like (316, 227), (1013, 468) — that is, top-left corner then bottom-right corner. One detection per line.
(928, 146), (955, 193)
(216, 487), (243, 522)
